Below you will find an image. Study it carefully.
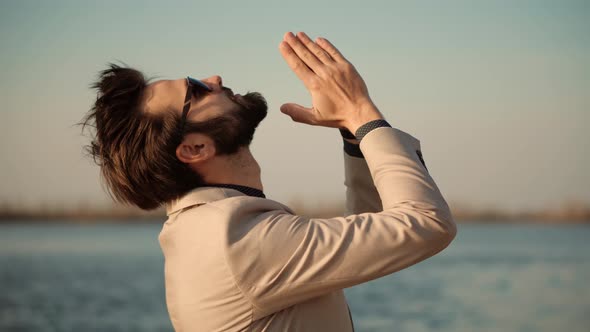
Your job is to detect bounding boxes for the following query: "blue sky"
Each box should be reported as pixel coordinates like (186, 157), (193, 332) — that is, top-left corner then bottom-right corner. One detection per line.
(1, 0), (588, 211)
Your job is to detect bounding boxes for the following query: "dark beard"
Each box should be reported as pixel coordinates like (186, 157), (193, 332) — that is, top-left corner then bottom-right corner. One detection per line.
(235, 92), (268, 128)
(184, 92), (268, 155)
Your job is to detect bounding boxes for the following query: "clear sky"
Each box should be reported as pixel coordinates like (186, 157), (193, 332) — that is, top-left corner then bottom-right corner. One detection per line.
(1, 0), (588, 212)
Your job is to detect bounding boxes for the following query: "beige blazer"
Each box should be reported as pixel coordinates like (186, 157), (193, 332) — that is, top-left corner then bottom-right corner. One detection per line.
(159, 127), (457, 331)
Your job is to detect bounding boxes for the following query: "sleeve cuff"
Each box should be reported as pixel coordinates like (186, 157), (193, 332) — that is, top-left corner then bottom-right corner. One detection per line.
(343, 140), (364, 158)
(339, 128), (357, 140)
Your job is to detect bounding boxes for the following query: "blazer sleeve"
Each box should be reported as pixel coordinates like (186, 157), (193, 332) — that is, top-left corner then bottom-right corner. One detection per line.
(343, 132), (429, 215)
(228, 127), (457, 320)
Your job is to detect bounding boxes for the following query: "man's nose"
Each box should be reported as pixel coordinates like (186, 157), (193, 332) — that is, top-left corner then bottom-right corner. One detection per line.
(203, 75), (223, 90)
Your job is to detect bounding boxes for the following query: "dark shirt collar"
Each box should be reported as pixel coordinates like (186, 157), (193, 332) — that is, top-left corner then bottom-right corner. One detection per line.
(203, 183), (266, 198)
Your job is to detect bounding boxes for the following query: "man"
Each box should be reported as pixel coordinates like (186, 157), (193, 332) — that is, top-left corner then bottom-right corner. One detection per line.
(83, 32), (456, 331)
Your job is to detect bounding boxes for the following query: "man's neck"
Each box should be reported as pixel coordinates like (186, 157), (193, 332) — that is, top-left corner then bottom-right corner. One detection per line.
(199, 147), (263, 191)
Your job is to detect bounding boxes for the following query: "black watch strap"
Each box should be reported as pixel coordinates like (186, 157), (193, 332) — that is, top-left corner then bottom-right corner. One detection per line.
(354, 119), (391, 141)
(339, 119), (391, 141)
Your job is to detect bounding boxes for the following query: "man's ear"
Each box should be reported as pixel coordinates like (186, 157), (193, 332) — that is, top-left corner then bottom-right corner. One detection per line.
(176, 133), (216, 164)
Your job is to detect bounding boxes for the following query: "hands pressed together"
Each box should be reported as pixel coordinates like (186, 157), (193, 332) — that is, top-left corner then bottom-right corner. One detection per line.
(278, 32), (384, 135)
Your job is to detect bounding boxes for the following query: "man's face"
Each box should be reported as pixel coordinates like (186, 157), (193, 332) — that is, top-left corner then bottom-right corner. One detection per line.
(143, 75), (267, 154)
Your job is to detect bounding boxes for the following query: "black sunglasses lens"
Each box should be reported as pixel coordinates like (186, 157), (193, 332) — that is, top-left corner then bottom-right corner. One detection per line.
(188, 77), (211, 92)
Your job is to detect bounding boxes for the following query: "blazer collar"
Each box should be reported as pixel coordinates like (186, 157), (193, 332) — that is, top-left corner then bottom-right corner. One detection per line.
(165, 187), (247, 216)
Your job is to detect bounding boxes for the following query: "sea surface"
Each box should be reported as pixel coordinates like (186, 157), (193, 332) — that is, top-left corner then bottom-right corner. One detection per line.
(0, 222), (588, 332)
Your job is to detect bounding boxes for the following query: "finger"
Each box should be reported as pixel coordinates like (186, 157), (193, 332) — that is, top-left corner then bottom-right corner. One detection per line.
(280, 103), (316, 125)
(284, 31), (323, 73)
(279, 40), (315, 83)
(296, 32), (333, 64)
(316, 37), (346, 63)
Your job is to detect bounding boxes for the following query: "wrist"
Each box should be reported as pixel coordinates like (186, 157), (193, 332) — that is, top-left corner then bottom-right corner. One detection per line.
(345, 102), (384, 134)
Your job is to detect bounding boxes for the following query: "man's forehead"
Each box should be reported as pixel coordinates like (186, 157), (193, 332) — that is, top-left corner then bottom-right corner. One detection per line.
(143, 79), (185, 114)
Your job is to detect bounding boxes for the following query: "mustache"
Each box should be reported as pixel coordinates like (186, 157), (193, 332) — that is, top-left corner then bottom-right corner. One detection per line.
(222, 87), (234, 99)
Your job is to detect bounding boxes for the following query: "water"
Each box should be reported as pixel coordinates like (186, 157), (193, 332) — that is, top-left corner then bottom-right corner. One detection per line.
(0, 222), (588, 332)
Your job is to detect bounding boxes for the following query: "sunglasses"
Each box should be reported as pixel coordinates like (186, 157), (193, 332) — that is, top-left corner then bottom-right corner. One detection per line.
(181, 76), (213, 130)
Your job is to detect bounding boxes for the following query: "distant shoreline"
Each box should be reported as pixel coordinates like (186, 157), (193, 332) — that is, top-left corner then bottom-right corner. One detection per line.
(1, 218), (587, 225)
(1, 202), (588, 224)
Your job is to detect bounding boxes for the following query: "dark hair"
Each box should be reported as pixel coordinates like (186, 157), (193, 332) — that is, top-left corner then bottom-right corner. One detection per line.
(81, 64), (202, 210)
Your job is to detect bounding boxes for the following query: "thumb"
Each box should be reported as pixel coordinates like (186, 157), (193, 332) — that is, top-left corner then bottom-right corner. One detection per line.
(280, 103), (315, 124)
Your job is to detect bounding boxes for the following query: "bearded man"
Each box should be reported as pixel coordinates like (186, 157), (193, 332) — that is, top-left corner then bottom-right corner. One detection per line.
(83, 31), (456, 332)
